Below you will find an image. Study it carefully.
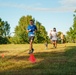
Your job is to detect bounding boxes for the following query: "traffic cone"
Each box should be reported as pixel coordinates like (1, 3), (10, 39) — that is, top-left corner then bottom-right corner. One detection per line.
(29, 54), (36, 63)
(2, 54), (4, 58)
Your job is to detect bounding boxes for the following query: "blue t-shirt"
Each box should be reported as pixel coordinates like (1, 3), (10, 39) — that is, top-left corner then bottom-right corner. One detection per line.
(27, 25), (37, 36)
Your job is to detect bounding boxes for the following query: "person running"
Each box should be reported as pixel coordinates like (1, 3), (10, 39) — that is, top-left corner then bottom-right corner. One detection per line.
(51, 28), (57, 48)
(60, 33), (64, 44)
(44, 41), (48, 50)
(27, 20), (37, 54)
(49, 30), (52, 44)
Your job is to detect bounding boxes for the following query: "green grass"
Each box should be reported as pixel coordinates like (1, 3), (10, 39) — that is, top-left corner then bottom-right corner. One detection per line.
(0, 43), (76, 75)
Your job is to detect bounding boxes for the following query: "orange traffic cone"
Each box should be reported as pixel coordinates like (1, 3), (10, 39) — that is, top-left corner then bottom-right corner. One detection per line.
(2, 54), (4, 58)
(29, 54), (36, 63)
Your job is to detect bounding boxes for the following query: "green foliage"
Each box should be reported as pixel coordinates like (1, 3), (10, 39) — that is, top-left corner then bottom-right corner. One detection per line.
(66, 12), (76, 43)
(67, 12), (76, 43)
(0, 18), (10, 44)
(57, 32), (66, 43)
(35, 21), (48, 43)
(11, 15), (32, 44)
(11, 15), (48, 44)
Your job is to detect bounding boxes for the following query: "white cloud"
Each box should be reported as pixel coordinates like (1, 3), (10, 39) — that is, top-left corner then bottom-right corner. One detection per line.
(59, 0), (76, 6)
(0, 2), (76, 12)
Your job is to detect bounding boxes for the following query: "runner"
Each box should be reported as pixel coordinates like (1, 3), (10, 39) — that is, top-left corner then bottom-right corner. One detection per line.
(51, 28), (57, 48)
(27, 20), (37, 54)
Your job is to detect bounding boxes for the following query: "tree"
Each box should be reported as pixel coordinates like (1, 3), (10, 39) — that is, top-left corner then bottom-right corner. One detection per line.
(35, 21), (48, 43)
(11, 15), (32, 44)
(12, 15), (48, 44)
(0, 18), (10, 44)
(66, 11), (76, 43)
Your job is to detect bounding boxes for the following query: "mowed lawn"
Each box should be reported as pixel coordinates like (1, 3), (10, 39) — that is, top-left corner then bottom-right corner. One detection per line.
(0, 43), (76, 75)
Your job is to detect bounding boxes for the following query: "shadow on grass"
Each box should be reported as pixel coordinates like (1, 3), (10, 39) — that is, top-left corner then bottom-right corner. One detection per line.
(64, 46), (76, 58)
(0, 51), (9, 54)
(0, 46), (76, 75)
(0, 49), (29, 61)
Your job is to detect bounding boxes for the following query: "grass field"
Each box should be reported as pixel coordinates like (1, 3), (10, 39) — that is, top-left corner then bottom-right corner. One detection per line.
(0, 43), (76, 75)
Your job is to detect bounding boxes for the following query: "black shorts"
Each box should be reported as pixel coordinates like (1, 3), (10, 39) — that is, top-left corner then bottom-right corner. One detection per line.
(52, 40), (57, 42)
(50, 36), (52, 39)
(28, 36), (35, 42)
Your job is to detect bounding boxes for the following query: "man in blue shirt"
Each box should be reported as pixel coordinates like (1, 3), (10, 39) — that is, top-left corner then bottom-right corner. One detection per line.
(27, 20), (37, 54)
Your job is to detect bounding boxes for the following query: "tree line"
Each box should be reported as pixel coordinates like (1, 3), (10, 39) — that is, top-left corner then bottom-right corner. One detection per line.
(0, 12), (76, 44)
(0, 18), (10, 44)
(0, 15), (49, 44)
(66, 11), (76, 43)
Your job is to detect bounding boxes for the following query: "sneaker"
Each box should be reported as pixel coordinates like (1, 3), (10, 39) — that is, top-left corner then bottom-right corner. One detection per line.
(53, 45), (55, 48)
(28, 50), (32, 54)
(28, 48), (34, 54)
(55, 46), (57, 48)
(32, 48), (34, 53)
(55, 46), (56, 48)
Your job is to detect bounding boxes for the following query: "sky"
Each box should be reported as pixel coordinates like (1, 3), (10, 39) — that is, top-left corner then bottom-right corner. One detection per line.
(0, 0), (76, 36)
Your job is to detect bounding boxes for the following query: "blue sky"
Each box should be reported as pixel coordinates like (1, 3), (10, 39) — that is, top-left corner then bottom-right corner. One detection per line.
(0, 0), (76, 35)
